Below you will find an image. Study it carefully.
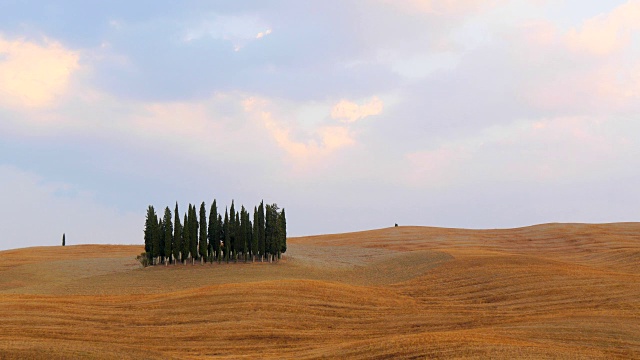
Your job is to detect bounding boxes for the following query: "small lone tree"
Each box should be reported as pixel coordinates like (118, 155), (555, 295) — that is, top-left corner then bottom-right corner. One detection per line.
(62, 233), (65, 246)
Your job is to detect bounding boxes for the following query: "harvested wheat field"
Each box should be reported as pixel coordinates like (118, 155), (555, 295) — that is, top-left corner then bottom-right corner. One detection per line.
(1, 223), (639, 359)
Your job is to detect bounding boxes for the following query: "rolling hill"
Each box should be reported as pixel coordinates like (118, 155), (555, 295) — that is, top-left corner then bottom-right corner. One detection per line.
(0, 223), (639, 359)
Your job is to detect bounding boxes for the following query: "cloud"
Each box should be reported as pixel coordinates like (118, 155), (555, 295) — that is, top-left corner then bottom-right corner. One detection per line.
(331, 96), (383, 123)
(243, 96), (356, 162)
(402, 115), (636, 189)
(256, 28), (272, 39)
(566, 0), (640, 55)
(0, 35), (79, 108)
(382, 0), (501, 16)
(182, 14), (271, 52)
(508, 8), (640, 115)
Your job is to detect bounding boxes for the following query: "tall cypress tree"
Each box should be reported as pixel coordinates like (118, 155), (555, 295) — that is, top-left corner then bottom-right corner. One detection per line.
(163, 207), (173, 265)
(217, 214), (223, 263)
(229, 200), (236, 261)
(173, 203), (181, 264)
(240, 207), (250, 262)
(279, 208), (287, 256)
(252, 207), (259, 261)
(144, 205), (154, 256)
(199, 202), (207, 263)
(223, 208), (230, 263)
(62, 233), (65, 246)
(208, 200), (218, 263)
(265, 204), (274, 262)
(145, 205), (160, 264)
(182, 213), (190, 263)
(190, 204), (199, 264)
(258, 201), (265, 262)
(157, 217), (164, 264)
(235, 212), (241, 262)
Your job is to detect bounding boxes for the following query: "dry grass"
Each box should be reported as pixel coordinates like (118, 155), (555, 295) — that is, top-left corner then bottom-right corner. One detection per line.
(0, 223), (639, 359)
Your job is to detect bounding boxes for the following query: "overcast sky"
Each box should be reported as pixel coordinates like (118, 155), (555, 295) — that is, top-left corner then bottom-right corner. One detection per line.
(1, 0), (639, 250)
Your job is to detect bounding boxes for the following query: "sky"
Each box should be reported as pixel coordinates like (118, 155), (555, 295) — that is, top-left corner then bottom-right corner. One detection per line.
(1, 0), (639, 250)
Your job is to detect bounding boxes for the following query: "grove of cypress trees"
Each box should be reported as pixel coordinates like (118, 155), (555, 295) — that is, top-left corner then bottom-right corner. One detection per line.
(143, 199), (286, 266)
(199, 202), (207, 264)
(163, 207), (173, 265)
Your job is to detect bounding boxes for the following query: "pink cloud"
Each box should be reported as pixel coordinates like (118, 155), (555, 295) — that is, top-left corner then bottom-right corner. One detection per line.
(330, 96), (383, 123)
(0, 35), (79, 109)
(245, 98), (356, 162)
(566, 0), (640, 56)
(402, 115), (633, 189)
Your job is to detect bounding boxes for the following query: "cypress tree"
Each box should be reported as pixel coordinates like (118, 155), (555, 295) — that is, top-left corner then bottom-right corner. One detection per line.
(163, 207), (173, 265)
(223, 208), (230, 263)
(264, 203), (282, 261)
(190, 204), (199, 264)
(199, 202), (207, 263)
(241, 207), (250, 262)
(279, 208), (287, 256)
(235, 212), (241, 262)
(272, 205), (281, 261)
(229, 200), (236, 261)
(217, 214), (223, 263)
(157, 217), (164, 264)
(208, 200), (218, 263)
(264, 204), (271, 262)
(182, 213), (190, 264)
(62, 233), (65, 246)
(173, 203), (181, 265)
(144, 206), (153, 255)
(252, 207), (259, 261)
(257, 201), (265, 261)
(144, 205), (158, 264)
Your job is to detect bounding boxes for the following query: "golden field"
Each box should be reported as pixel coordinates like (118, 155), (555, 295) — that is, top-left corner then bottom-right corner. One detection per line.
(0, 223), (639, 359)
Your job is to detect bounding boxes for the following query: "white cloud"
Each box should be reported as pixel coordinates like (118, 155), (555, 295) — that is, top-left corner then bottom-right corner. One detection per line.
(256, 28), (272, 39)
(0, 35), (79, 108)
